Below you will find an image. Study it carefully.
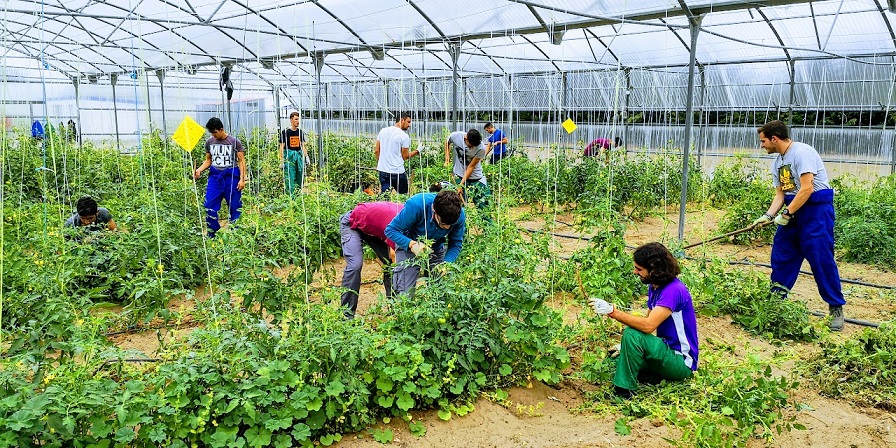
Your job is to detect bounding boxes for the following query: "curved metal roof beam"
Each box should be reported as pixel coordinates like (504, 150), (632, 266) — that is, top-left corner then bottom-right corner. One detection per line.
(311, 0), (370, 48)
(405, 0), (447, 40)
(658, 17), (700, 64)
(585, 29), (621, 66)
(100, 0), (145, 46)
(4, 17), (125, 73)
(873, 0), (896, 51)
(464, 40), (506, 74)
(755, 8), (792, 62)
(215, 0), (310, 54)
(519, 35), (561, 72)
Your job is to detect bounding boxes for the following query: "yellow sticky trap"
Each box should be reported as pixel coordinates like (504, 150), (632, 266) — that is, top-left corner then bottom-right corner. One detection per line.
(561, 118), (577, 134)
(172, 116), (206, 152)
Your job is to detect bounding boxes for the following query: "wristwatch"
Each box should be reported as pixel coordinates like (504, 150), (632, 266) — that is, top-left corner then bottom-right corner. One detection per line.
(782, 208), (794, 218)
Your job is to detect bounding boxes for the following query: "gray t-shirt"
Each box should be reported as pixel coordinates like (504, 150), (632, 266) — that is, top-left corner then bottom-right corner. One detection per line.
(448, 131), (487, 183)
(64, 207), (113, 230)
(771, 141), (831, 195)
(205, 135), (245, 169)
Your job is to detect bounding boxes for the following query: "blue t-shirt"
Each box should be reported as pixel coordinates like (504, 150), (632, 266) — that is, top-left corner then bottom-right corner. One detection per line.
(384, 193), (466, 262)
(647, 278), (700, 370)
(487, 129), (506, 155)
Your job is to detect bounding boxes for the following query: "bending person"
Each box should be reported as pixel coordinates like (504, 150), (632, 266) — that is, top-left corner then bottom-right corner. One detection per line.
(589, 242), (699, 398)
(384, 190), (465, 298)
(64, 196), (118, 239)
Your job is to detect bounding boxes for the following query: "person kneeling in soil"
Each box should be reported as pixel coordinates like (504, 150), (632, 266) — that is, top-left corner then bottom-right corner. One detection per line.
(384, 189), (465, 299)
(589, 242), (699, 398)
(64, 196), (118, 240)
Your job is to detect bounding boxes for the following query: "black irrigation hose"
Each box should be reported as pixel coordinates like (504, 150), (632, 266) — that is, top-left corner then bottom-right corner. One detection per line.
(522, 225), (896, 291)
(727, 260), (896, 290)
(92, 357), (161, 375)
(807, 310), (880, 328)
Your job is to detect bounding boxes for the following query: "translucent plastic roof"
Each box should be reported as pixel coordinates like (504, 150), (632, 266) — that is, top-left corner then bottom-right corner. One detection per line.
(2, 0), (896, 86)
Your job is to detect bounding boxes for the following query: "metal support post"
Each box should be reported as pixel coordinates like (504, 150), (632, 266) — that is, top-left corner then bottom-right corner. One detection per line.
(449, 42), (461, 130)
(156, 70), (168, 150)
(623, 68), (632, 155)
(788, 60), (796, 125)
(696, 64), (706, 166)
(313, 52), (325, 170)
(72, 77), (82, 145)
(678, 14), (702, 243)
(111, 74), (121, 150)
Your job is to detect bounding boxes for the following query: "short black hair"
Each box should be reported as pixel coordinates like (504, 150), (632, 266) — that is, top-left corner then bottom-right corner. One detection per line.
(433, 190), (463, 225)
(397, 111), (412, 122)
(757, 120), (789, 140)
(484, 122), (494, 130)
(289, 111), (300, 119)
(76, 196), (98, 217)
(205, 117), (224, 132)
(614, 137), (623, 147)
(466, 129), (482, 146)
(632, 242), (680, 286)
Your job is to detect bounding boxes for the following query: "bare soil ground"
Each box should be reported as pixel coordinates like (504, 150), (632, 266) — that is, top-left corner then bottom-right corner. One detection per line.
(110, 207), (896, 447)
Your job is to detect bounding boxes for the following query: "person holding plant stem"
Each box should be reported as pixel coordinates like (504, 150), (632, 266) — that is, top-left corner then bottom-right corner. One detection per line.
(445, 128), (491, 212)
(194, 117), (247, 238)
(385, 190), (466, 299)
(589, 242), (699, 399)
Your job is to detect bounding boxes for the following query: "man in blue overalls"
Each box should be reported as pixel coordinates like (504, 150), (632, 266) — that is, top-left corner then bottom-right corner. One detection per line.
(752, 120), (846, 331)
(194, 117), (247, 238)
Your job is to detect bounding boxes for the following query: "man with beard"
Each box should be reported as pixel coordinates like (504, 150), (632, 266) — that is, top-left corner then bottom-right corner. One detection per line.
(588, 242), (699, 398)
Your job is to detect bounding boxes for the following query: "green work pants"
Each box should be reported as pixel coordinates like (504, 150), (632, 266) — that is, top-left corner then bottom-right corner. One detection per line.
(284, 150), (304, 195)
(612, 327), (693, 391)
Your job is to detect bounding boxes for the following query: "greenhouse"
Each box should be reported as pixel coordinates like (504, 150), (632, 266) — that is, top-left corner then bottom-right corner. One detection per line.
(2, 0), (896, 446)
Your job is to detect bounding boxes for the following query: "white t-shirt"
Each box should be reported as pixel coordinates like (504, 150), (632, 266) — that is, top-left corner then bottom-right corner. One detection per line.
(376, 125), (410, 174)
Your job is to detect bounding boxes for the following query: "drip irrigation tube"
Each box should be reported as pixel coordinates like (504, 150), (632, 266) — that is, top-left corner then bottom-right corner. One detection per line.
(522, 226), (896, 290)
(807, 310), (880, 328)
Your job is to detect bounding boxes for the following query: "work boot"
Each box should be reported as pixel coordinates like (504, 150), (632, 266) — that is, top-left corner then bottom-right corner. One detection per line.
(829, 305), (844, 332)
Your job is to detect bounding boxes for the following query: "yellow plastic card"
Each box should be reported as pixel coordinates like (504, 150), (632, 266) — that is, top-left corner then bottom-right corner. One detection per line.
(562, 118), (577, 134)
(172, 116), (206, 151)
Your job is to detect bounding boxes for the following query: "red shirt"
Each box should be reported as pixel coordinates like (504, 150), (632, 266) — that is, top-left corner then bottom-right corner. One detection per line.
(349, 202), (403, 248)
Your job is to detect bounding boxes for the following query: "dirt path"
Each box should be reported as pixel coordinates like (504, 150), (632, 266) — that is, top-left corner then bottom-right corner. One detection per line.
(108, 207), (896, 447)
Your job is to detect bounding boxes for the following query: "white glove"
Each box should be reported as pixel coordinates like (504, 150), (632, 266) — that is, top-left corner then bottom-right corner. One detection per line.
(774, 212), (791, 226)
(608, 343), (621, 358)
(751, 213), (773, 228)
(416, 143), (424, 153)
(589, 297), (614, 315)
(409, 241), (429, 257)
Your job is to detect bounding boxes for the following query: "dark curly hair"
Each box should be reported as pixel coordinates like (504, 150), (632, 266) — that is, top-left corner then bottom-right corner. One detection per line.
(632, 242), (680, 286)
(76, 196), (98, 217)
(433, 190), (463, 225)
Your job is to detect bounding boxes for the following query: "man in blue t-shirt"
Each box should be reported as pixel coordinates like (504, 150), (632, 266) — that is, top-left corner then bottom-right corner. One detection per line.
(589, 242), (699, 398)
(484, 123), (508, 164)
(384, 190), (466, 298)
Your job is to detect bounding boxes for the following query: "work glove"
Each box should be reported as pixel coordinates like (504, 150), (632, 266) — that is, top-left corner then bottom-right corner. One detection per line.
(774, 212), (791, 226)
(409, 241), (430, 257)
(751, 213), (773, 228)
(417, 143), (425, 153)
(607, 343), (622, 358)
(589, 297), (615, 315)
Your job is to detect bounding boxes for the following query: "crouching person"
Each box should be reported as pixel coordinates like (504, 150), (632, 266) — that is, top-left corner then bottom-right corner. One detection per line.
(589, 242), (699, 398)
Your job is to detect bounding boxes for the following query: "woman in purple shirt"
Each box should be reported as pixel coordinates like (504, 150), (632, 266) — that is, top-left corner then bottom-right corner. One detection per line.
(589, 242), (699, 398)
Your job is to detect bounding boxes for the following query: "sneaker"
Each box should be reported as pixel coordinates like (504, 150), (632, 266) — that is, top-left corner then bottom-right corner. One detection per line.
(829, 305), (844, 332)
(613, 386), (634, 400)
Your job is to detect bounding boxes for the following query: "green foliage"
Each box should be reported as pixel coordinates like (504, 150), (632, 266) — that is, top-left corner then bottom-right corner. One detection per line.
(805, 320), (896, 408)
(581, 352), (803, 448)
(683, 258), (818, 341)
(707, 154), (769, 206)
(832, 175), (896, 270)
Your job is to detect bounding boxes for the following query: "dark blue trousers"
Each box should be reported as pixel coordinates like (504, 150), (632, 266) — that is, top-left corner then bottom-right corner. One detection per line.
(204, 167), (242, 236)
(771, 189), (845, 306)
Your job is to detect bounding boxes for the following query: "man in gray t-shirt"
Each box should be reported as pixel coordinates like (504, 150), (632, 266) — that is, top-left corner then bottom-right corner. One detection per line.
(64, 196), (117, 239)
(444, 129), (490, 212)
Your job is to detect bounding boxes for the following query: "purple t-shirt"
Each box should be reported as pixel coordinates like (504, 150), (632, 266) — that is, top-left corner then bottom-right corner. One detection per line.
(584, 138), (612, 157)
(349, 202), (403, 249)
(647, 278), (699, 370)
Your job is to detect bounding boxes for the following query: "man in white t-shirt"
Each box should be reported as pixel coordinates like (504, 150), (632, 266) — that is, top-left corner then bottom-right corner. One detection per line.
(375, 112), (420, 194)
